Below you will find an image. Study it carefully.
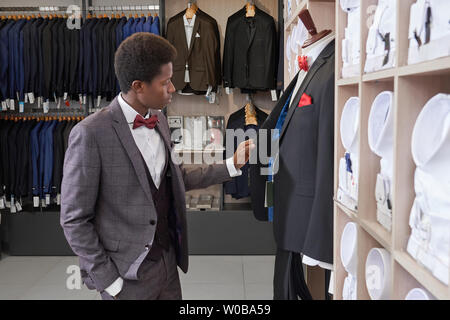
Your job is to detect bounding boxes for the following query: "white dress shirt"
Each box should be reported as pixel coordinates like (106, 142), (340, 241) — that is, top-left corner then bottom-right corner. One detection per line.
(105, 94), (242, 297)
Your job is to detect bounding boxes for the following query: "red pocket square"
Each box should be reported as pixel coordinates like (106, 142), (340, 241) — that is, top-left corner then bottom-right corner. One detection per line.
(298, 93), (312, 108)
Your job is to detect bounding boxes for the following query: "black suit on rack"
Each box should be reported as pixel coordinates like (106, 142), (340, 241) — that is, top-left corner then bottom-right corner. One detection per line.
(52, 120), (67, 196)
(30, 18), (43, 97)
(69, 23), (80, 98)
(55, 18), (66, 98)
(15, 120), (35, 198)
(224, 106), (268, 199)
(8, 121), (24, 198)
(250, 40), (335, 264)
(22, 19), (33, 97)
(223, 6), (277, 91)
(42, 18), (55, 100)
(1, 122), (14, 196)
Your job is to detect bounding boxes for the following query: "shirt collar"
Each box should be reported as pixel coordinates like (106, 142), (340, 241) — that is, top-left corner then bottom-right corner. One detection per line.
(304, 34), (335, 66)
(183, 14), (196, 27)
(118, 93), (149, 124)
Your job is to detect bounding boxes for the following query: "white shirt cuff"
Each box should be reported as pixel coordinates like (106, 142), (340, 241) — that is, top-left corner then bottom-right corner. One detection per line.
(226, 157), (242, 177)
(104, 277), (124, 297)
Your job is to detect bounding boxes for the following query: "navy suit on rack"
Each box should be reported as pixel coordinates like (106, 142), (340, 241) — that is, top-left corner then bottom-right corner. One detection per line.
(0, 20), (14, 102)
(44, 120), (58, 196)
(122, 17), (133, 40)
(38, 121), (51, 198)
(151, 16), (160, 35)
(143, 16), (153, 33)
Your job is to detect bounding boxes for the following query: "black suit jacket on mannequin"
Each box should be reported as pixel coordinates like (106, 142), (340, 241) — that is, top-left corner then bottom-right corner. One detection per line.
(223, 6), (277, 91)
(250, 40), (335, 264)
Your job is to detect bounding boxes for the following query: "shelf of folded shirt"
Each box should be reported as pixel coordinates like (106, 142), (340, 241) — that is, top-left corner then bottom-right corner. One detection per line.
(398, 56), (450, 77)
(335, 199), (391, 252)
(362, 68), (396, 83)
(284, 0), (307, 32)
(334, 199), (357, 221)
(336, 76), (360, 86)
(394, 250), (449, 300)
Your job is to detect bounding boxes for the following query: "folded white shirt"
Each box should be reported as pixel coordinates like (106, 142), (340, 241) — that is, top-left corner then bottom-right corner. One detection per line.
(407, 93), (450, 285)
(408, 0), (450, 64)
(365, 0), (397, 72)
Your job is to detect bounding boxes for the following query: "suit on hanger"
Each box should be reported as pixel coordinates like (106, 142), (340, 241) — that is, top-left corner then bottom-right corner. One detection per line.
(0, 20), (15, 102)
(151, 16), (160, 36)
(224, 106), (268, 199)
(250, 40), (335, 264)
(52, 121), (67, 196)
(223, 6), (277, 91)
(31, 121), (44, 198)
(166, 9), (221, 92)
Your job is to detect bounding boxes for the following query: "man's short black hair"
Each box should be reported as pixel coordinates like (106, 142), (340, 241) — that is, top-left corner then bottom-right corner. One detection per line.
(114, 33), (177, 93)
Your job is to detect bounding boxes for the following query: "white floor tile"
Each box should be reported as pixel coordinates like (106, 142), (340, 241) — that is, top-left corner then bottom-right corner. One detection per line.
(243, 256), (275, 284)
(181, 283), (245, 300)
(0, 258), (61, 286)
(0, 284), (33, 300)
(179, 256), (244, 284)
(244, 283), (273, 300)
(18, 284), (97, 300)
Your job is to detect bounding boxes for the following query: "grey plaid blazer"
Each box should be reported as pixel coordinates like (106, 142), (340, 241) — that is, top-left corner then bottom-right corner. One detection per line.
(60, 96), (231, 292)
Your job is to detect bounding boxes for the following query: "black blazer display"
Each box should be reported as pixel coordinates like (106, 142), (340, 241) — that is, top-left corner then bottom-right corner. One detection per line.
(223, 6), (277, 91)
(250, 40), (335, 264)
(224, 106), (268, 199)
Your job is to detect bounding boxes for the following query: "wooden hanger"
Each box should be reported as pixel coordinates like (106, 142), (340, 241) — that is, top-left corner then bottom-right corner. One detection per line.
(244, 95), (258, 126)
(246, 2), (256, 18)
(186, 1), (198, 19)
(87, 13), (92, 19)
(129, 13), (133, 18)
(37, 13), (42, 18)
(148, 12), (152, 17)
(154, 12), (158, 17)
(134, 13), (139, 19)
(141, 13), (145, 17)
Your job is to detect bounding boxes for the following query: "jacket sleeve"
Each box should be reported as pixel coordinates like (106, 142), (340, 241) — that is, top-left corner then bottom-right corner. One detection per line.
(180, 163), (232, 192)
(222, 17), (234, 88)
(302, 71), (335, 263)
(204, 20), (220, 89)
(60, 123), (120, 292)
(264, 18), (277, 90)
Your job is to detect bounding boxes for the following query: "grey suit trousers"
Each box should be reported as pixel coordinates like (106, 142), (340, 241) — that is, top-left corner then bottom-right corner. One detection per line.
(100, 243), (182, 300)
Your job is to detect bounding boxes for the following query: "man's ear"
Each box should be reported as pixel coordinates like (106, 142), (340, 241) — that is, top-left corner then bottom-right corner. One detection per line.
(131, 80), (145, 93)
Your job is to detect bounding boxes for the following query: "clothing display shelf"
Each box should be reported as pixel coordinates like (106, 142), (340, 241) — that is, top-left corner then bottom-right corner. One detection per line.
(334, 0), (450, 300)
(283, 0), (336, 89)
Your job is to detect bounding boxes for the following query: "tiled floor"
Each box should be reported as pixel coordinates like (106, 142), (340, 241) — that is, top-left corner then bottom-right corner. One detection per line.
(0, 254), (274, 300)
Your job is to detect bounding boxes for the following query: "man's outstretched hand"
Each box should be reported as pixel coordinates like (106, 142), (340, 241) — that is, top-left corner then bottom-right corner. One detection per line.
(233, 139), (256, 170)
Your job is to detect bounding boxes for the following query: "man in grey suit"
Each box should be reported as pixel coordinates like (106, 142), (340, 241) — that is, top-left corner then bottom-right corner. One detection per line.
(60, 33), (254, 300)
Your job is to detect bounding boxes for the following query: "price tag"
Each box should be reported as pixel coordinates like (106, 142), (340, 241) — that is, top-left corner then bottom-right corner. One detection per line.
(41, 199), (46, 208)
(1, 101), (6, 111)
(46, 194), (51, 205)
(9, 99), (15, 110)
(33, 196), (40, 207)
(19, 102), (24, 113)
(0, 197), (5, 209)
(271, 90), (278, 101)
(28, 93), (35, 104)
(225, 87), (231, 95)
(15, 201), (22, 212)
(57, 194), (61, 205)
(43, 100), (50, 113)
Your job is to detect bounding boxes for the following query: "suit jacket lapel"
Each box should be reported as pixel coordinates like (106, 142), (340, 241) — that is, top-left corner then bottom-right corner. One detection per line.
(109, 98), (153, 203)
(279, 58), (325, 141)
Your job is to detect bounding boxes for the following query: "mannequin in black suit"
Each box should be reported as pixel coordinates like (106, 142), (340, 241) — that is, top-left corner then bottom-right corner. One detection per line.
(250, 10), (335, 300)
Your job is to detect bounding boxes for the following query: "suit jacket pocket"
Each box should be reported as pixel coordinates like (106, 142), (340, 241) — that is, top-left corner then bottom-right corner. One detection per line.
(101, 237), (120, 252)
(297, 103), (315, 112)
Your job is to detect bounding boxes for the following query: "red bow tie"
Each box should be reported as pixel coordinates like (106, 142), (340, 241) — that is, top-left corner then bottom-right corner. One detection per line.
(133, 114), (159, 130)
(298, 55), (309, 72)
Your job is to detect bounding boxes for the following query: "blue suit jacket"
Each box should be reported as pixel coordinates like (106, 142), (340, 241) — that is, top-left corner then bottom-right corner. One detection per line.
(143, 16), (153, 33)
(150, 16), (160, 35)
(38, 121), (51, 198)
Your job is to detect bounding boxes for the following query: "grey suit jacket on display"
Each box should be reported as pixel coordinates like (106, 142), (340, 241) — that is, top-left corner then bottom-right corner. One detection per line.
(60, 97), (231, 292)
